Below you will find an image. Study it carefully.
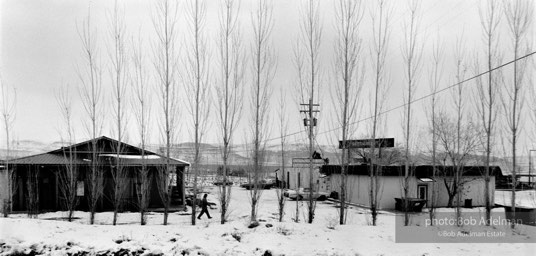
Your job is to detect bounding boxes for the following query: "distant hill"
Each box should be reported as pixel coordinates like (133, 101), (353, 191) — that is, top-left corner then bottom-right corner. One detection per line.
(0, 140), (67, 159)
(3, 139), (531, 176)
(150, 142), (340, 167)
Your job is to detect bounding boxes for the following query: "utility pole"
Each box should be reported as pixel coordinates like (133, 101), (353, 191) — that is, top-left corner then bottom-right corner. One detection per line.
(300, 99), (319, 223)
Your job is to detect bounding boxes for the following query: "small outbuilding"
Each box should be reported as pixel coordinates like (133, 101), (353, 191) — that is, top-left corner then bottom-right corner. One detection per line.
(0, 136), (189, 213)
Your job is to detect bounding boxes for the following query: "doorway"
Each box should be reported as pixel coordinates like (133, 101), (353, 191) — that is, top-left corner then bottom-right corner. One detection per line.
(417, 184), (428, 201)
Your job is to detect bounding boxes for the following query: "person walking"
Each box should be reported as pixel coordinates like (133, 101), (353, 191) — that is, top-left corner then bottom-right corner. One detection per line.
(197, 194), (212, 219)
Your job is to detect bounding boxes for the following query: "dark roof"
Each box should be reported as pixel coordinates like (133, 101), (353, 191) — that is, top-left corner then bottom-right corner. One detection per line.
(48, 136), (158, 155)
(8, 136), (189, 167)
(8, 153), (87, 165)
(320, 164), (503, 177)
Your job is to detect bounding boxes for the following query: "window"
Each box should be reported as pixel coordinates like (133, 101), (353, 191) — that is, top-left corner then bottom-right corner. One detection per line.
(76, 181), (84, 196)
(168, 172), (177, 187)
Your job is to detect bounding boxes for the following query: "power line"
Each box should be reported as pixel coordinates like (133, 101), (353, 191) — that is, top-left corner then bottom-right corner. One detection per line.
(263, 0), (477, 146)
(257, 50), (536, 150)
(221, 50), (535, 157)
(213, 2), (534, 156)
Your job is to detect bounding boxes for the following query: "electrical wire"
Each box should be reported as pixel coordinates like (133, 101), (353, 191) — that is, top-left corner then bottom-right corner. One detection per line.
(226, 50), (536, 156)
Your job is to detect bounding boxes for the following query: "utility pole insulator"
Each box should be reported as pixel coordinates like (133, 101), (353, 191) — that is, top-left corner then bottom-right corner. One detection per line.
(303, 118), (318, 127)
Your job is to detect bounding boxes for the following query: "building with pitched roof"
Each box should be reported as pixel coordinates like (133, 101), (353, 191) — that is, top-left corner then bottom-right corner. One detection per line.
(0, 136), (189, 213)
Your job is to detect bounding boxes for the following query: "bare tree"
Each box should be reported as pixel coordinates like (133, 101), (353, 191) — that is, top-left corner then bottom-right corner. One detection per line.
(368, 0), (391, 226)
(296, 0), (323, 224)
(215, 0), (244, 224)
(107, 0), (129, 226)
(77, 7), (105, 225)
(276, 87), (288, 222)
(451, 37), (468, 222)
(436, 111), (480, 209)
(401, 0), (423, 226)
(26, 167), (39, 218)
(331, 0), (364, 225)
(1, 74), (16, 217)
(503, 0), (533, 229)
(292, 44), (305, 223)
(132, 33), (152, 225)
(475, 0), (502, 226)
(56, 86), (79, 222)
(247, 0), (276, 223)
(426, 33), (443, 224)
(184, 0), (211, 226)
(152, 0), (180, 226)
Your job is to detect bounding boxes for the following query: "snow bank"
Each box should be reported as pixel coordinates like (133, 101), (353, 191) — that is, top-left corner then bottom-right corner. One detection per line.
(495, 190), (536, 208)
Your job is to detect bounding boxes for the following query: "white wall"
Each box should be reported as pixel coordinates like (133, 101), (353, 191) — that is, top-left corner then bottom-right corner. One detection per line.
(326, 174), (417, 209)
(325, 174), (495, 209)
(286, 167), (325, 190)
(432, 177), (495, 208)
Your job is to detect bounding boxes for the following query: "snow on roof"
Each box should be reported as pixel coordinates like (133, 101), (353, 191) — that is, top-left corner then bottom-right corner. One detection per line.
(98, 153), (189, 166)
(168, 156), (190, 166)
(99, 154), (161, 159)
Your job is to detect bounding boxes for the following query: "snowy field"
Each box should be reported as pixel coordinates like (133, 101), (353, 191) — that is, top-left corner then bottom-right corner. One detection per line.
(1, 187), (536, 255)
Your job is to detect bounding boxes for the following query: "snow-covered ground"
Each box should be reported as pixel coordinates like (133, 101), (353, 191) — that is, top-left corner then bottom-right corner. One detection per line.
(495, 190), (536, 208)
(1, 187), (536, 255)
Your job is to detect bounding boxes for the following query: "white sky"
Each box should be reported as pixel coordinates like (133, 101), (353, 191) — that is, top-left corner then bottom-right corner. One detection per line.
(1, 0), (535, 157)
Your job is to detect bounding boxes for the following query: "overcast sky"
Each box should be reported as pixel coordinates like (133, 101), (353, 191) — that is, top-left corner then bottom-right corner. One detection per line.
(1, 0), (534, 157)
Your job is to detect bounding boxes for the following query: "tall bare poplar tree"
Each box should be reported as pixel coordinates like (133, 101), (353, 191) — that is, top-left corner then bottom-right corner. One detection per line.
(296, 0), (323, 224)
(132, 34), (152, 225)
(401, 0), (423, 226)
(503, 0), (533, 229)
(332, 0), (364, 225)
(276, 87), (288, 222)
(292, 44), (305, 223)
(452, 37), (468, 222)
(1, 74), (16, 217)
(56, 86), (79, 222)
(476, 0), (501, 226)
(427, 33), (443, 224)
(153, 0), (179, 226)
(78, 6), (104, 225)
(185, 0), (210, 226)
(368, 0), (392, 227)
(107, 0), (129, 226)
(248, 0), (276, 223)
(216, 0), (244, 224)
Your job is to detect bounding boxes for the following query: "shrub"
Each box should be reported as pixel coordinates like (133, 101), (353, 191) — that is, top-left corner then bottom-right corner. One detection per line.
(231, 231), (242, 242)
(276, 225), (292, 236)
